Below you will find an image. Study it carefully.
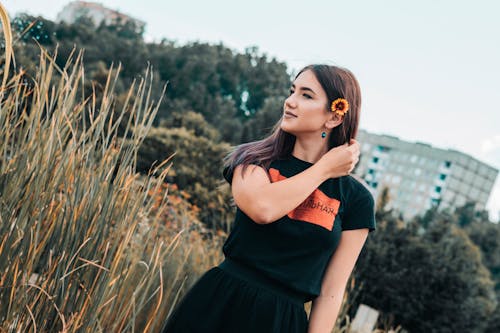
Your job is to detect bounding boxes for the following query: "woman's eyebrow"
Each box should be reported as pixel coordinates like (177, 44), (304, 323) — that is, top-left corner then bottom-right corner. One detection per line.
(291, 83), (316, 95)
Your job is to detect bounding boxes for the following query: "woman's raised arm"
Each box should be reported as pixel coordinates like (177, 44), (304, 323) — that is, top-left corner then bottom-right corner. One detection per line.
(231, 140), (359, 224)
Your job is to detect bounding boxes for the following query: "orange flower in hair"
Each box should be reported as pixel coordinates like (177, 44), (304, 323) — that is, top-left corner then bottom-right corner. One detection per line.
(331, 98), (349, 116)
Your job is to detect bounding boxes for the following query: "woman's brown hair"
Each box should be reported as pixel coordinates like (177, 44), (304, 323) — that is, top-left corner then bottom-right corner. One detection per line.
(223, 64), (362, 180)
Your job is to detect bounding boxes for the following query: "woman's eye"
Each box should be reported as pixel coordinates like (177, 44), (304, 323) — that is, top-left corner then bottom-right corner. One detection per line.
(289, 89), (294, 96)
(303, 94), (312, 99)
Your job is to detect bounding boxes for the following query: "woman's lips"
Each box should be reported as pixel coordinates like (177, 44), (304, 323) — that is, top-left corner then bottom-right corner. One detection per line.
(284, 111), (297, 117)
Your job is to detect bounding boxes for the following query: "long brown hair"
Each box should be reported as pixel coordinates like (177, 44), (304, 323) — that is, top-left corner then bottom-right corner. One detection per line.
(223, 64), (362, 177)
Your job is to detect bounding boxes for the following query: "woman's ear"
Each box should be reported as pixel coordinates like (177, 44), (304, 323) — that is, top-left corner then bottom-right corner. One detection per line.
(325, 113), (343, 130)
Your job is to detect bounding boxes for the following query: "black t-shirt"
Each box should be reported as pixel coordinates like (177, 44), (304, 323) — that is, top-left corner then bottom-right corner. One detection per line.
(222, 154), (376, 301)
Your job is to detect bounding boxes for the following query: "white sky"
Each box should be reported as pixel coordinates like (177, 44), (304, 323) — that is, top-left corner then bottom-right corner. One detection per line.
(3, 0), (500, 221)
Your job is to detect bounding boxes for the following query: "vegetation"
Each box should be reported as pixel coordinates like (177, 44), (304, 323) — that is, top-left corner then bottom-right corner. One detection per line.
(1, 10), (499, 332)
(349, 188), (499, 332)
(0, 11), (225, 330)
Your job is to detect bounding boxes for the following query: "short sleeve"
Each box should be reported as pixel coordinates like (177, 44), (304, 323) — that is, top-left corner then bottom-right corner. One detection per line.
(342, 186), (376, 232)
(223, 163), (268, 185)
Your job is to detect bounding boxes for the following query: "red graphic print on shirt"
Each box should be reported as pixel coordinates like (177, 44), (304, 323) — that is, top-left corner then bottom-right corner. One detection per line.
(269, 168), (340, 231)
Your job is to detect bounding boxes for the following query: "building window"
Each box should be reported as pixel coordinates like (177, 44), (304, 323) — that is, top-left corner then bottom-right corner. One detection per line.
(368, 169), (375, 174)
(377, 145), (390, 152)
(435, 186), (442, 193)
(444, 161), (451, 168)
(439, 174), (446, 180)
(373, 157), (379, 163)
(372, 182), (378, 189)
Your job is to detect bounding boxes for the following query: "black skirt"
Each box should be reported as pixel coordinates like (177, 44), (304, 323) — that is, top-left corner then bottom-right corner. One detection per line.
(162, 258), (309, 333)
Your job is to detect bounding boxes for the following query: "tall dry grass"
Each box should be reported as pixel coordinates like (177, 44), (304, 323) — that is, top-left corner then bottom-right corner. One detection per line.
(0, 6), (226, 331)
(0, 2), (13, 89)
(0, 51), (159, 332)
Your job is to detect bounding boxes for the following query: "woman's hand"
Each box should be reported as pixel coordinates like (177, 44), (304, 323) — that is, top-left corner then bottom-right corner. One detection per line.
(230, 139), (360, 223)
(318, 139), (360, 179)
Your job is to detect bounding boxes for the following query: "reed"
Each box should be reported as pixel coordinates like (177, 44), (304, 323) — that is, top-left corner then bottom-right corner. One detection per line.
(0, 7), (224, 329)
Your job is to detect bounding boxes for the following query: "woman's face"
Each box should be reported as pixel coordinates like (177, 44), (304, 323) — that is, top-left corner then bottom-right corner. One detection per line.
(280, 69), (335, 137)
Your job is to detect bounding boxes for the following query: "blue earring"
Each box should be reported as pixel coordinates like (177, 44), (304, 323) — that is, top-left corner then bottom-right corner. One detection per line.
(321, 131), (326, 138)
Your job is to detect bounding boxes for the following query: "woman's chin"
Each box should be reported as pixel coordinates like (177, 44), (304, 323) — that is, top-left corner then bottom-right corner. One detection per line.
(279, 124), (294, 135)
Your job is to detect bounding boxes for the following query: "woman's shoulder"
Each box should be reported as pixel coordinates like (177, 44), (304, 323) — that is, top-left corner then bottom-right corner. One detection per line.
(339, 174), (377, 231)
(342, 174), (375, 202)
(223, 159), (277, 185)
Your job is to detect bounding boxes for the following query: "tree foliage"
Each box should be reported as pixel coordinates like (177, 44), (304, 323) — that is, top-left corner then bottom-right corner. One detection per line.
(11, 14), (291, 144)
(353, 216), (496, 332)
(351, 195), (500, 333)
(135, 123), (233, 230)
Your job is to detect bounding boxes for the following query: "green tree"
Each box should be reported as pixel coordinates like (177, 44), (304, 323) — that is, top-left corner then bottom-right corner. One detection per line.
(240, 96), (283, 142)
(11, 13), (292, 144)
(375, 186), (394, 222)
(135, 124), (233, 230)
(464, 220), (500, 288)
(238, 47), (290, 116)
(464, 220), (500, 333)
(160, 111), (221, 142)
(353, 217), (496, 332)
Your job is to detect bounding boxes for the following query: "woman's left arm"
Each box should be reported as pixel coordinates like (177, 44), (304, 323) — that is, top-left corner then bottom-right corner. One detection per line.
(308, 228), (369, 333)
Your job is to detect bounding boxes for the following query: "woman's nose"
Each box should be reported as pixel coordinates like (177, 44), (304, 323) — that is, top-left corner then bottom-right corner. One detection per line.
(284, 95), (297, 109)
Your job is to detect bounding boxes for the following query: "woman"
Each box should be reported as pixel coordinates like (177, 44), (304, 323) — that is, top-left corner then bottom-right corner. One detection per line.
(163, 64), (376, 333)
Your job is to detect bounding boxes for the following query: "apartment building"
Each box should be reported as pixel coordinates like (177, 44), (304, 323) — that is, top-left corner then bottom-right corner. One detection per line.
(354, 129), (498, 220)
(56, 1), (145, 32)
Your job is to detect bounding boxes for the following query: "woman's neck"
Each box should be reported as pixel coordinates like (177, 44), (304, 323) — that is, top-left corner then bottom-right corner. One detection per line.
(291, 138), (329, 164)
